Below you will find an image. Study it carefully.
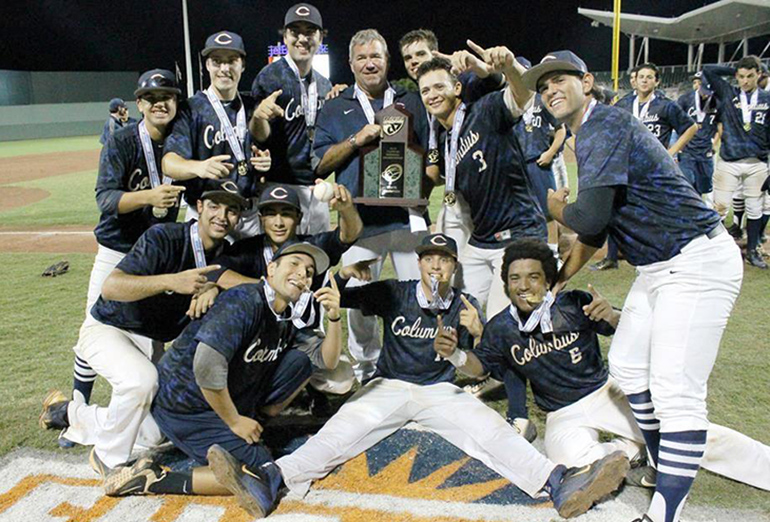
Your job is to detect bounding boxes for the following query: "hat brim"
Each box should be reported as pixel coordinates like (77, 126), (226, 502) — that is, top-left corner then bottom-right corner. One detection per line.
(257, 199), (302, 213)
(415, 245), (458, 259)
(201, 47), (246, 57)
(134, 86), (182, 98)
(200, 190), (249, 211)
(275, 243), (330, 274)
(521, 61), (585, 92)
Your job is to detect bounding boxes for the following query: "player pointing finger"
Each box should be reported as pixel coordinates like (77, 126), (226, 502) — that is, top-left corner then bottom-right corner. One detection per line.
(254, 89), (285, 121)
(459, 294), (483, 339)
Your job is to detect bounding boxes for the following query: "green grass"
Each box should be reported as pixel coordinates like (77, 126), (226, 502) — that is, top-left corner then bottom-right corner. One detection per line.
(0, 135), (101, 158)
(1, 146), (768, 512)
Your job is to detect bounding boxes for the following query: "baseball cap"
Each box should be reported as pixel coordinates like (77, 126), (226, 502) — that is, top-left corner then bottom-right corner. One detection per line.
(692, 71), (713, 96)
(516, 56), (532, 70)
(258, 184), (302, 213)
(202, 31), (246, 57)
(415, 233), (458, 259)
(521, 51), (589, 92)
(134, 69), (182, 97)
(201, 180), (248, 211)
(284, 3), (323, 30)
(109, 98), (126, 113)
(273, 240), (330, 274)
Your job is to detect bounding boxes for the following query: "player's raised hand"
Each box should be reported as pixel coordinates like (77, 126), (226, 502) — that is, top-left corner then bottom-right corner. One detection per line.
(329, 181), (354, 212)
(433, 49), (493, 78)
(187, 282), (220, 319)
(195, 155), (233, 180)
(229, 415), (263, 444)
(458, 294), (483, 339)
(582, 284), (614, 322)
(339, 257), (379, 282)
(314, 273), (341, 322)
(147, 185), (185, 208)
(255, 89), (284, 121)
(467, 40), (514, 73)
(354, 124), (382, 147)
(434, 314), (459, 358)
(326, 83), (349, 100)
(250, 145), (271, 172)
(167, 265), (222, 295)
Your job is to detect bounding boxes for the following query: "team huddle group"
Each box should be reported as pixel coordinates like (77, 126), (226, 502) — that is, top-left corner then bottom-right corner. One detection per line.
(38, 3), (770, 522)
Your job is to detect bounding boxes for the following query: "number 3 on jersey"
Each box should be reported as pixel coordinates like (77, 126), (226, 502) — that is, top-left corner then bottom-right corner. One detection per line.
(472, 150), (487, 172)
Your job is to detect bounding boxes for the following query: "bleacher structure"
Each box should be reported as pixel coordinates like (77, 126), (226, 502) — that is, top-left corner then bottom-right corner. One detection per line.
(579, 0), (770, 97)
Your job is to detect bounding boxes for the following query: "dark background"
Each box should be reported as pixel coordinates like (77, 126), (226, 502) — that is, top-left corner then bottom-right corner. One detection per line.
(1, 0), (766, 88)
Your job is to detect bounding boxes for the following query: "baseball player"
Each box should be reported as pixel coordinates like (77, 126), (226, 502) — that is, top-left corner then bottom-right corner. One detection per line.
(192, 233), (629, 519)
(40, 181), (246, 484)
(209, 183), (362, 402)
(163, 30), (270, 239)
(593, 63), (698, 271)
(250, 3), (346, 235)
(703, 56), (770, 269)
(453, 238), (770, 493)
(416, 50), (546, 319)
(101, 242), (339, 501)
(312, 28), (431, 382)
(66, 70), (185, 444)
(100, 98), (137, 145)
(676, 72), (722, 205)
(528, 51), (743, 522)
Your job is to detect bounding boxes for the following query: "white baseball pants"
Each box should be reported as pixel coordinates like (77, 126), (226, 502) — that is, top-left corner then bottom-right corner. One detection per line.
(342, 229), (425, 382)
(460, 244), (509, 319)
(714, 157), (769, 219)
(276, 378), (556, 498)
(436, 192), (473, 289)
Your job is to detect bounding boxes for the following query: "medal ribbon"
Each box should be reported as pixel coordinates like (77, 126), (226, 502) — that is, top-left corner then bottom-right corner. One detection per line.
(284, 54), (319, 129)
(693, 92), (706, 124)
(263, 242), (316, 328)
(581, 99), (598, 126)
(205, 86), (247, 164)
(632, 93), (654, 122)
(740, 89), (759, 131)
(189, 223), (207, 269)
(354, 84), (395, 124)
(415, 279), (454, 311)
(444, 103), (467, 198)
(509, 291), (555, 334)
(138, 121), (172, 188)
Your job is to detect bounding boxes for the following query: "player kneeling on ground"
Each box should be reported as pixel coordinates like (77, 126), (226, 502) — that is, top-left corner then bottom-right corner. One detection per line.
(191, 233), (629, 519)
(456, 238), (770, 493)
(102, 243), (342, 501)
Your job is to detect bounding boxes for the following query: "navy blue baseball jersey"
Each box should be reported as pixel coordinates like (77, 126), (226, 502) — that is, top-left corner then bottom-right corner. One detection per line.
(677, 90), (720, 160)
(251, 59), (332, 186)
(164, 91), (260, 205)
(91, 222), (224, 342)
(474, 291), (612, 413)
(614, 94), (695, 148)
(447, 91), (547, 248)
(702, 65), (770, 161)
(575, 103), (720, 266)
(340, 279), (484, 385)
(312, 84), (429, 238)
(513, 94), (563, 162)
(154, 282), (297, 418)
(94, 123), (180, 253)
(100, 116), (137, 145)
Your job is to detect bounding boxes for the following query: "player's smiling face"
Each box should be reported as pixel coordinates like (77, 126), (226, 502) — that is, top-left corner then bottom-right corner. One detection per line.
(268, 253), (315, 304)
(506, 259), (548, 314)
(418, 252), (457, 287)
(539, 71), (591, 129)
(736, 67), (759, 93)
(196, 198), (241, 242)
(207, 50), (244, 94)
(402, 40), (433, 81)
(137, 93), (177, 128)
(350, 40), (389, 93)
(419, 69), (462, 122)
(260, 204), (301, 248)
(284, 22), (322, 63)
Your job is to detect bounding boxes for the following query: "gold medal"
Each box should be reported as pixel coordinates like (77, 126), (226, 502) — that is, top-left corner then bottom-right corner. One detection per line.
(152, 206), (168, 219)
(237, 161), (248, 176)
(744, 122), (752, 132)
(444, 191), (457, 206)
(427, 149), (440, 165)
(525, 125), (533, 133)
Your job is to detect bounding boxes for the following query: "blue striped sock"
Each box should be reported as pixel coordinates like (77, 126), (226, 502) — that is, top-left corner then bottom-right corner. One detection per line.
(647, 430), (707, 522)
(627, 390), (660, 466)
(73, 355), (96, 404)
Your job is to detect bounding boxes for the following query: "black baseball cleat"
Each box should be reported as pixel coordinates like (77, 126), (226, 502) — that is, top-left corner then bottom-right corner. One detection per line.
(207, 445), (283, 518)
(727, 223), (744, 240)
(746, 249), (768, 269)
(625, 464), (657, 488)
(39, 390), (69, 430)
(589, 258), (619, 271)
(631, 516), (653, 522)
(89, 447), (113, 479)
(548, 451), (630, 519)
(104, 456), (165, 496)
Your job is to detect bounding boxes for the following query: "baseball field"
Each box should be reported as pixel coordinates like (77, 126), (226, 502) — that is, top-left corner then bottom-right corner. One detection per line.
(0, 135), (768, 521)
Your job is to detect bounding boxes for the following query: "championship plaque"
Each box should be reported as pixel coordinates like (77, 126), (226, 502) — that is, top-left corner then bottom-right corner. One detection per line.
(356, 103), (428, 207)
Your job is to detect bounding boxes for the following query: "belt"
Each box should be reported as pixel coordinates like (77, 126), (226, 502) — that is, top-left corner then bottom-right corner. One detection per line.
(706, 223), (726, 240)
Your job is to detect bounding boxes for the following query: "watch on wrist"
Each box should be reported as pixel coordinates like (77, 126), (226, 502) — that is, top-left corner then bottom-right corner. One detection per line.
(347, 134), (358, 149)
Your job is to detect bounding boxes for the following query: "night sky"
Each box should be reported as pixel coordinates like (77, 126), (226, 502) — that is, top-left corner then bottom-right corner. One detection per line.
(1, 0), (763, 88)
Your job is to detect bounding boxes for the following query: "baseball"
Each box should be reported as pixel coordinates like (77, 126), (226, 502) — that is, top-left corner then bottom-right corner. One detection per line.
(313, 181), (334, 203)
